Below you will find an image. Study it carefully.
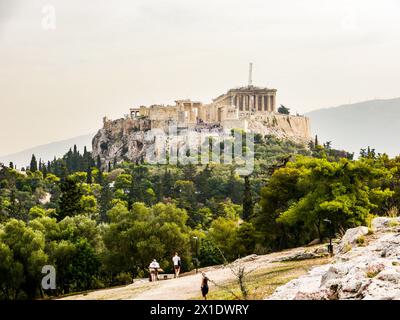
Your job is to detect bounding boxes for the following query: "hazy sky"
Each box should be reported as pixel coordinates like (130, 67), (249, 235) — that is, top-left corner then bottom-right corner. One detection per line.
(1, 0), (400, 156)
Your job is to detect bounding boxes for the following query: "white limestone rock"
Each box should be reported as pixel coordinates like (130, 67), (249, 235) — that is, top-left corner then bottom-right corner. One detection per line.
(267, 218), (400, 300)
(371, 217), (400, 232)
(336, 226), (369, 254)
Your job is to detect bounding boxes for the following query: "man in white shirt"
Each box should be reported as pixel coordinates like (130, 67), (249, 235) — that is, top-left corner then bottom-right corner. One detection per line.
(172, 252), (181, 278)
(149, 259), (160, 282)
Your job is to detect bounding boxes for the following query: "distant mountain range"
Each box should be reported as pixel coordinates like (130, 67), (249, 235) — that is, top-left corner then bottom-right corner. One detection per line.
(306, 98), (400, 158)
(1, 98), (400, 169)
(0, 134), (94, 169)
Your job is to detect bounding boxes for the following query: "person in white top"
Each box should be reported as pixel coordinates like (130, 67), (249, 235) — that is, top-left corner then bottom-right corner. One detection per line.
(172, 252), (181, 278)
(149, 259), (160, 282)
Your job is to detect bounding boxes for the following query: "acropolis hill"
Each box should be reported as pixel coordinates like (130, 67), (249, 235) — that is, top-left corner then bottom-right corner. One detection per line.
(92, 74), (311, 167)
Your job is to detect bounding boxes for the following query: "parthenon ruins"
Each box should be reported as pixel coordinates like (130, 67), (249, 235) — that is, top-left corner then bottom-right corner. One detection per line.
(123, 65), (310, 141)
(96, 68), (311, 168)
(130, 85), (277, 129)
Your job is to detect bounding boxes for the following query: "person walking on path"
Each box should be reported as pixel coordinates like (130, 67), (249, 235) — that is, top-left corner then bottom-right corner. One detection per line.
(172, 252), (181, 278)
(201, 273), (209, 300)
(149, 259), (160, 282)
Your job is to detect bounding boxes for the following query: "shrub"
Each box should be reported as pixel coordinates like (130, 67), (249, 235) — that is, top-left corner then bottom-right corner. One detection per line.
(387, 207), (398, 218)
(114, 272), (132, 285)
(356, 235), (366, 246)
(388, 220), (399, 228)
(342, 242), (352, 253)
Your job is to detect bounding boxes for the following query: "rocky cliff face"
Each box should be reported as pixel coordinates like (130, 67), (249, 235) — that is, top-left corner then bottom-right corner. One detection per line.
(92, 118), (153, 168)
(268, 217), (400, 300)
(246, 114), (311, 144)
(92, 115), (311, 168)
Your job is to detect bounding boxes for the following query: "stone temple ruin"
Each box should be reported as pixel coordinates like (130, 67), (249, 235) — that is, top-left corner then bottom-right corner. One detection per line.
(129, 85), (279, 133)
(125, 63), (310, 137)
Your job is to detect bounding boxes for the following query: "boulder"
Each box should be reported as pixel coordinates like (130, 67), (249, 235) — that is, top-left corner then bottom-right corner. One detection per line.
(336, 226), (369, 254)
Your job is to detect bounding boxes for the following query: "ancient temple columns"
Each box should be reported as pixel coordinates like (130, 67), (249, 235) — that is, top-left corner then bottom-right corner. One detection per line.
(232, 92), (276, 113)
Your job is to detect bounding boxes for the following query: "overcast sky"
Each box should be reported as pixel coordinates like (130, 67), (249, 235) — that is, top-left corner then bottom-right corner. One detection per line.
(1, 0), (400, 156)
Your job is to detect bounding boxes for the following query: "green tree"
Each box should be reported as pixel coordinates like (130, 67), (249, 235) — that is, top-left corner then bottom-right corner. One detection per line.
(198, 238), (224, 267)
(58, 178), (84, 221)
(182, 163), (197, 182)
(0, 242), (24, 300)
(208, 216), (239, 261)
(29, 155), (38, 172)
(86, 167), (93, 184)
(242, 176), (253, 220)
(256, 156), (393, 249)
(99, 181), (113, 222)
(278, 105), (290, 115)
(235, 222), (257, 256)
(0, 219), (48, 299)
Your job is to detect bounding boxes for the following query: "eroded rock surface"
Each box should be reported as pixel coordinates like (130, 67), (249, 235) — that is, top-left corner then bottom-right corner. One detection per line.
(92, 115), (311, 169)
(268, 217), (400, 300)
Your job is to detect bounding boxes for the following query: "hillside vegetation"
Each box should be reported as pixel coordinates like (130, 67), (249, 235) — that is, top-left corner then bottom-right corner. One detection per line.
(0, 133), (399, 300)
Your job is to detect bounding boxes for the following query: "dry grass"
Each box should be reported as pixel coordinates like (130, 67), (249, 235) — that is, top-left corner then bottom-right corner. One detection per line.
(194, 257), (331, 300)
(387, 207), (399, 218)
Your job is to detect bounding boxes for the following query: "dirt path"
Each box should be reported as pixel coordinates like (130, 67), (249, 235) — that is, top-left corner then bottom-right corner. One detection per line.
(61, 245), (326, 300)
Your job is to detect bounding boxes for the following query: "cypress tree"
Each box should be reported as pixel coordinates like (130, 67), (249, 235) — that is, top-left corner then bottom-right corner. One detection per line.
(195, 165), (212, 203)
(82, 146), (90, 171)
(227, 166), (242, 203)
(242, 175), (254, 220)
(162, 168), (174, 199)
(86, 166), (93, 184)
(42, 162), (48, 177)
(314, 135), (319, 147)
(154, 173), (163, 202)
(99, 180), (112, 222)
(96, 155), (102, 170)
(96, 168), (104, 185)
(59, 162), (68, 182)
(58, 178), (83, 221)
(30, 154), (38, 172)
(182, 163), (197, 182)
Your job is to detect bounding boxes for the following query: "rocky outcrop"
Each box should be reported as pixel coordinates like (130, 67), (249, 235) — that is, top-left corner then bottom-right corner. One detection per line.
(92, 114), (311, 169)
(270, 246), (329, 263)
(92, 118), (153, 168)
(245, 114), (310, 145)
(268, 217), (400, 300)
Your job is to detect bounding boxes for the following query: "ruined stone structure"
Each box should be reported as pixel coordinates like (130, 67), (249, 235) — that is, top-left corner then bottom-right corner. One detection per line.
(129, 84), (295, 134)
(93, 79), (311, 167)
(130, 86), (276, 123)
